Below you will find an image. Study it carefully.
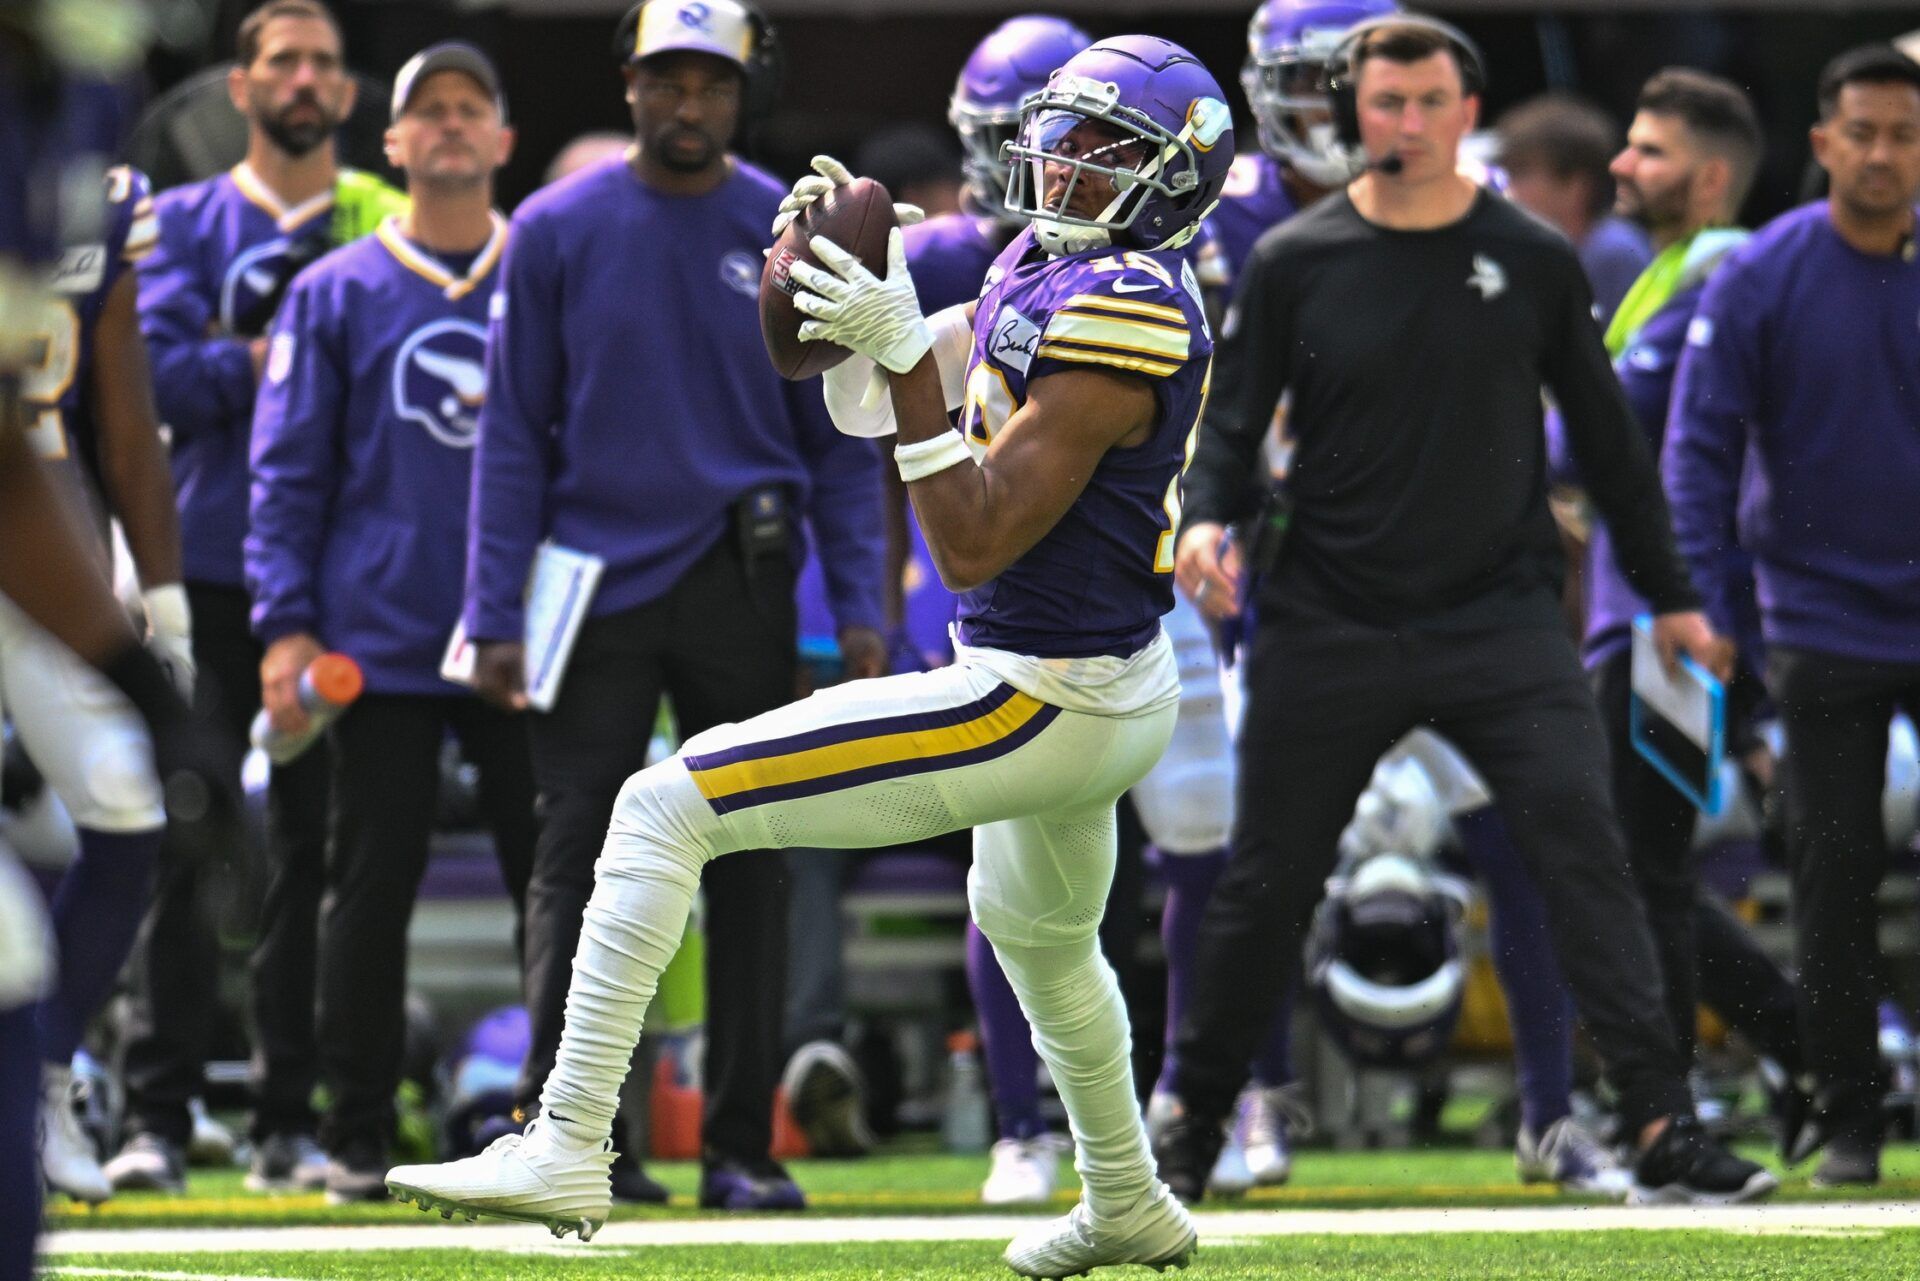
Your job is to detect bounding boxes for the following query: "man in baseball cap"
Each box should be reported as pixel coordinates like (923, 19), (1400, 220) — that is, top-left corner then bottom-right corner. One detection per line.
(391, 40), (508, 124)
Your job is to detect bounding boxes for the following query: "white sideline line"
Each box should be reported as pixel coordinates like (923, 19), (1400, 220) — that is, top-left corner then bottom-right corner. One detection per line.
(39, 1202), (1920, 1256)
(44, 1270), (309, 1281)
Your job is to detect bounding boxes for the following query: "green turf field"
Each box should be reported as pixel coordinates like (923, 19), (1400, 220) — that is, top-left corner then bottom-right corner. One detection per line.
(40, 1141), (1920, 1229)
(37, 1230), (1920, 1281)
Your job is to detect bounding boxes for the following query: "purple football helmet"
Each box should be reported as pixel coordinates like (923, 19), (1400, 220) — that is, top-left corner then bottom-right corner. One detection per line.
(1242, 0), (1399, 185)
(1004, 35), (1234, 255)
(949, 15), (1092, 215)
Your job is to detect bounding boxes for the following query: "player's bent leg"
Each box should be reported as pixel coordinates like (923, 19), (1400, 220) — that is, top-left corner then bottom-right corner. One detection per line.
(388, 662), (1147, 1238)
(0, 596), (165, 1205)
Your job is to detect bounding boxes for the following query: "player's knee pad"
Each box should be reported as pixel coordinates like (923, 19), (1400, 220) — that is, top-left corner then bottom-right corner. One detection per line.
(0, 856), (53, 1010)
(967, 858), (1107, 952)
(601, 759), (720, 884)
(69, 728), (165, 833)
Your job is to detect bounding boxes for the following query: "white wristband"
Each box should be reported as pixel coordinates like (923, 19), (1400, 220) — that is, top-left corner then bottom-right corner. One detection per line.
(895, 430), (973, 483)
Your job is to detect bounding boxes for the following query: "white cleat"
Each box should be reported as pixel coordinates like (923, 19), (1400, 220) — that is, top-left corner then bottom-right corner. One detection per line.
(1516, 1116), (1634, 1201)
(982, 1134), (1069, 1206)
(386, 1117), (616, 1241)
(1003, 1182), (1197, 1279)
(1206, 1124), (1252, 1198)
(1242, 1085), (1308, 1187)
(187, 1097), (238, 1168)
(40, 1065), (112, 1205)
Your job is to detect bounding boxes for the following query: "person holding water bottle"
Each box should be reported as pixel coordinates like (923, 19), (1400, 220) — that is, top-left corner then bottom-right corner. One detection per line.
(245, 42), (536, 1203)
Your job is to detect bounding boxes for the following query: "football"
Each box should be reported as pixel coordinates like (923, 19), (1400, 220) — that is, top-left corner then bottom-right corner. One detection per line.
(759, 176), (899, 381)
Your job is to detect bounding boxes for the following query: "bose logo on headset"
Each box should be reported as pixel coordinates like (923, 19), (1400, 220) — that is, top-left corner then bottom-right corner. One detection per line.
(1322, 14), (1487, 173)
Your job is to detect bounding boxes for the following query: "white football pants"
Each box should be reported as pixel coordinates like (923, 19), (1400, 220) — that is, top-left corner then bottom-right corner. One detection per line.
(0, 594), (162, 833)
(541, 657), (1176, 1214)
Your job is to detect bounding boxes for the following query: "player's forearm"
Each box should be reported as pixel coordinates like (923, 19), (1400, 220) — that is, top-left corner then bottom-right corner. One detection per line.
(97, 304), (185, 587)
(101, 432), (183, 588)
(888, 356), (1001, 593)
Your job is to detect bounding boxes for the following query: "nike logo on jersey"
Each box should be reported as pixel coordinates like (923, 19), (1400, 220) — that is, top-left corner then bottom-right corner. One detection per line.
(1111, 279), (1159, 294)
(1466, 254), (1506, 301)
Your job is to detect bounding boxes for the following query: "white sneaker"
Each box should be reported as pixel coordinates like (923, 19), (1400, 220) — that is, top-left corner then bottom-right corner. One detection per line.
(1243, 1085), (1309, 1187)
(187, 1097), (237, 1168)
(1003, 1182), (1197, 1278)
(386, 1117), (616, 1241)
(1516, 1116), (1634, 1200)
(1206, 1110), (1252, 1198)
(982, 1134), (1068, 1206)
(40, 1065), (111, 1204)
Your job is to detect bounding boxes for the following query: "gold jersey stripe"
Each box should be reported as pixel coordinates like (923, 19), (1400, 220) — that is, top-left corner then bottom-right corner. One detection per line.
(1057, 292), (1185, 324)
(1034, 341), (1182, 379)
(1043, 312), (1189, 361)
(688, 690), (1051, 802)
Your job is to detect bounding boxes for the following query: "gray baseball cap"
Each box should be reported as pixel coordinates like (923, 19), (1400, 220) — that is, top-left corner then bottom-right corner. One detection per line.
(391, 42), (507, 123)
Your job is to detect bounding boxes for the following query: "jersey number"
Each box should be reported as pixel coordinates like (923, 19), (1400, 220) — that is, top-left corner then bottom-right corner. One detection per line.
(1154, 361), (1211, 574)
(960, 362), (1014, 448)
(18, 297), (79, 460)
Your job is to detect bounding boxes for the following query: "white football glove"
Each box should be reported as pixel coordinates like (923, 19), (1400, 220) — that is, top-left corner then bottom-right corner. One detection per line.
(771, 155), (926, 238)
(141, 583), (195, 701)
(789, 229), (932, 376)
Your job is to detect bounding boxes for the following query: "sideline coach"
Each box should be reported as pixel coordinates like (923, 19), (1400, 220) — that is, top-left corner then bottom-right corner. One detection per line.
(1164, 15), (1770, 1204)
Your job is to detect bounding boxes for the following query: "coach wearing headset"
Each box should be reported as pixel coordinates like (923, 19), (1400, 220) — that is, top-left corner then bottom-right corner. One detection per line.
(464, 0), (885, 1209)
(1162, 16), (1772, 1205)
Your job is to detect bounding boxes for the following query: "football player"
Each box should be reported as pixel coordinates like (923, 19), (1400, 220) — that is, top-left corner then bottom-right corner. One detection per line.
(391, 35), (1232, 1278)
(913, 12), (1092, 1207)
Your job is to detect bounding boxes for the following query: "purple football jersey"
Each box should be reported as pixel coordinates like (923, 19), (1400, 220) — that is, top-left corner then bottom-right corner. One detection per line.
(1205, 153), (1298, 285)
(24, 166), (156, 507)
(955, 227), (1213, 659)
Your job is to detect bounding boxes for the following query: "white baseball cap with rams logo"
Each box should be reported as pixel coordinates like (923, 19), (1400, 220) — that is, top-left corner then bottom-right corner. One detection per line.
(631, 0), (756, 70)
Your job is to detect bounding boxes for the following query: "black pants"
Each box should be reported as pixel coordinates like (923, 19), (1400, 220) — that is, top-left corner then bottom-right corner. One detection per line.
(316, 693), (535, 1152)
(119, 582), (330, 1146)
(1593, 650), (1802, 1070)
(1769, 644), (1920, 1117)
(516, 536), (794, 1162)
(1172, 599), (1692, 1131)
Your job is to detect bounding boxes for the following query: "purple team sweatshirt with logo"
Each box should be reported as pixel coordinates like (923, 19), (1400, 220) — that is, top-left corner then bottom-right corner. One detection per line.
(1664, 202), (1920, 664)
(464, 154), (883, 643)
(249, 220), (504, 694)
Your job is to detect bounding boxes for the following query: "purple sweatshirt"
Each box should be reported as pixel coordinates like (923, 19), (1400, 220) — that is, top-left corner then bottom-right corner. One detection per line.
(137, 166), (349, 587)
(249, 219), (505, 694)
(1665, 202), (1920, 664)
(463, 155), (883, 642)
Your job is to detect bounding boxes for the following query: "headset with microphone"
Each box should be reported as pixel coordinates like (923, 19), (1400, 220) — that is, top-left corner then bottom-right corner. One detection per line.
(1323, 14), (1486, 178)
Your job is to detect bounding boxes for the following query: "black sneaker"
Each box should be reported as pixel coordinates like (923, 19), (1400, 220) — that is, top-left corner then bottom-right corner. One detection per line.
(609, 1148), (671, 1204)
(1632, 1116), (1778, 1205)
(324, 1138), (392, 1205)
(1147, 1094), (1224, 1207)
(782, 1040), (875, 1158)
(102, 1132), (186, 1194)
(1811, 1140), (1881, 1188)
(1758, 1060), (1811, 1164)
(699, 1155), (806, 1210)
(247, 1132), (329, 1193)
(1783, 1083), (1879, 1167)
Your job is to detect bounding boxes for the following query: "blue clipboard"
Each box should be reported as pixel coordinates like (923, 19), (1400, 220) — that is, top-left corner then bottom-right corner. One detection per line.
(1628, 614), (1727, 814)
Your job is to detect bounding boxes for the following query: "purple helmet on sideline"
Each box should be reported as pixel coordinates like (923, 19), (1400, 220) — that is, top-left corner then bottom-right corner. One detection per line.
(1004, 35), (1234, 255)
(1242, 0), (1399, 185)
(949, 15), (1092, 216)
(1305, 852), (1467, 1070)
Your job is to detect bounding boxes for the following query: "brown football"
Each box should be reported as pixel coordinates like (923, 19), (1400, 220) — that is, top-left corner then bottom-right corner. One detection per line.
(760, 176), (898, 381)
